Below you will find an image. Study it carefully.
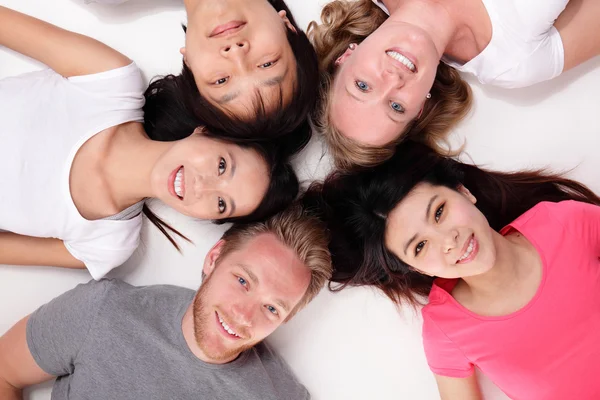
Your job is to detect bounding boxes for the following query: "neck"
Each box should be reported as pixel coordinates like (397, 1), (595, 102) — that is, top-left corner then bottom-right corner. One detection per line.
(181, 304), (239, 365)
(388, 0), (466, 58)
(459, 231), (527, 298)
(101, 123), (171, 210)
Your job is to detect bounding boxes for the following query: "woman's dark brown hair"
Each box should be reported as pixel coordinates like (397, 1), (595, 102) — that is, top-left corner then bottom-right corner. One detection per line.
(304, 141), (600, 305)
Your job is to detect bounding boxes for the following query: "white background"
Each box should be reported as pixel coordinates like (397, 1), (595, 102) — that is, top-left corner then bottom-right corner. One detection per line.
(1, 0), (599, 399)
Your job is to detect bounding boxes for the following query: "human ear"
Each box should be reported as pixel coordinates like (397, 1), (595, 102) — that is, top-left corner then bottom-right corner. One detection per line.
(203, 239), (226, 277)
(457, 185), (477, 204)
(335, 46), (356, 66)
(278, 10), (297, 33)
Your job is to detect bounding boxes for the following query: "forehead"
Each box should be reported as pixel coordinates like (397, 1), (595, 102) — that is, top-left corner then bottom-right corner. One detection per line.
(385, 184), (438, 242)
(222, 233), (310, 300)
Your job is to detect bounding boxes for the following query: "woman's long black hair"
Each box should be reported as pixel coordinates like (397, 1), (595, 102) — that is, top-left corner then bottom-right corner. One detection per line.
(304, 140), (600, 305)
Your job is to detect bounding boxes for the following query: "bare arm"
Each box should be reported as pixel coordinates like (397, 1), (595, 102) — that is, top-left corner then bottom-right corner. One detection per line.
(0, 232), (85, 269)
(555, 0), (600, 72)
(0, 317), (55, 400)
(0, 5), (131, 77)
(435, 374), (482, 400)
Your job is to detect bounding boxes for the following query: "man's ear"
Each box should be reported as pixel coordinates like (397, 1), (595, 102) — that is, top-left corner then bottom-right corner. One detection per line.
(203, 239), (226, 277)
(457, 184), (477, 204)
(278, 10), (297, 33)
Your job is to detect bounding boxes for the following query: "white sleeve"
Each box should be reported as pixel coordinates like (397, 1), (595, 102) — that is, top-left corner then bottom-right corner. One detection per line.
(371, 0), (390, 15)
(64, 218), (143, 280)
(490, 26), (565, 88)
(67, 62), (146, 103)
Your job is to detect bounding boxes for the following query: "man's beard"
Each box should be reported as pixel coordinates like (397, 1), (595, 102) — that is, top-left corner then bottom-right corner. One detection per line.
(192, 273), (259, 362)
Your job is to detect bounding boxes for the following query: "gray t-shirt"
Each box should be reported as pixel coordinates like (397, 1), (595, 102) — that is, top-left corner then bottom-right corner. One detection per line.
(26, 279), (310, 400)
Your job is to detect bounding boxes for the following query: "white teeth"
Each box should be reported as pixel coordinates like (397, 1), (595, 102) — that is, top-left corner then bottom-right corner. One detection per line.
(218, 315), (240, 338)
(458, 238), (474, 261)
(386, 50), (416, 72)
(174, 167), (183, 198)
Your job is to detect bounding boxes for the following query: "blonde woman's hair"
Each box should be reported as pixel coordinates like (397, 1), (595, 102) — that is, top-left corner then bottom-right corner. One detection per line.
(218, 202), (332, 320)
(308, 0), (472, 170)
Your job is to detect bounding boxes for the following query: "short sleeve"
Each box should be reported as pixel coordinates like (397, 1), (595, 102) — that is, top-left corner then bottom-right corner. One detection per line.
(26, 280), (112, 376)
(550, 201), (600, 254)
(422, 311), (474, 378)
(67, 61), (145, 106)
(64, 216), (142, 280)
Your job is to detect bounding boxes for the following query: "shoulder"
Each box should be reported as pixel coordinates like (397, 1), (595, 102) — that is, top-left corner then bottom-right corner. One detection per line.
(251, 342), (309, 399)
(67, 62), (145, 95)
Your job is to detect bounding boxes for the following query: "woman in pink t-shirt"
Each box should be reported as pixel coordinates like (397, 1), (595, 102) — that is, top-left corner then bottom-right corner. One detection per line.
(308, 141), (600, 399)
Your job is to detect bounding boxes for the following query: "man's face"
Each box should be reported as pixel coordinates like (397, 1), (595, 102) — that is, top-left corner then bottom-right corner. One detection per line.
(183, 0), (298, 119)
(192, 233), (311, 363)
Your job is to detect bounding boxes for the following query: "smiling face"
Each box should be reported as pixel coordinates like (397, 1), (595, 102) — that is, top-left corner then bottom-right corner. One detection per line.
(183, 0), (298, 119)
(330, 19), (440, 146)
(385, 183), (497, 279)
(150, 130), (269, 220)
(192, 233), (311, 363)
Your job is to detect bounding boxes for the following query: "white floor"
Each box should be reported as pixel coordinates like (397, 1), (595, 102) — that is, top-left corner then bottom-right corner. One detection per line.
(1, 1), (599, 399)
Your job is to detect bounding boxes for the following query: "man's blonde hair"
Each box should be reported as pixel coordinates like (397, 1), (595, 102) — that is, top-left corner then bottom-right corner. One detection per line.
(308, 0), (472, 170)
(218, 203), (332, 319)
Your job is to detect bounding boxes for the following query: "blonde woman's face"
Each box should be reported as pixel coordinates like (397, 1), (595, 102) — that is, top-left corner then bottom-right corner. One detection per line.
(330, 19), (439, 146)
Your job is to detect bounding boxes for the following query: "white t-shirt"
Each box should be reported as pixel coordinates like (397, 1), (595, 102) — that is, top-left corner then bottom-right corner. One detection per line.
(0, 63), (145, 279)
(372, 0), (567, 88)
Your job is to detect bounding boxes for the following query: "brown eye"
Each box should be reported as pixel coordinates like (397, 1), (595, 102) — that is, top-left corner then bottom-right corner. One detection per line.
(259, 60), (277, 68)
(218, 157), (226, 175)
(435, 204), (445, 222)
(218, 197), (226, 214)
(214, 77), (228, 85)
(415, 241), (426, 256)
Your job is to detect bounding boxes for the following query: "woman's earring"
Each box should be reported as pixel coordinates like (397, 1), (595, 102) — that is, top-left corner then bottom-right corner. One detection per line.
(349, 43), (356, 50)
(426, 93), (432, 99)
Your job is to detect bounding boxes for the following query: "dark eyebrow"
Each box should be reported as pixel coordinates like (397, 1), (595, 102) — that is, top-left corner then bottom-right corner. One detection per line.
(217, 91), (240, 104)
(345, 85), (365, 103)
(227, 198), (236, 218)
(403, 194), (438, 256)
(216, 67), (288, 105)
(228, 151), (236, 178)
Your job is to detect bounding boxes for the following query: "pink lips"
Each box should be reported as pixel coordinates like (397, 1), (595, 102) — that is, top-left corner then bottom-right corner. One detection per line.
(456, 235), (479, 264)
(386, 47), (419, 73)
(209, 21), (246, 38)
(167, 166), (184, 201)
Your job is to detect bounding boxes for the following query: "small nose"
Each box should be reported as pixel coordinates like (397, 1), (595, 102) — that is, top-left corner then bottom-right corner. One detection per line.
(220, 40), (250, 58)
(382, 68), (405, 87)
(230, 302), (254, 327)
(443, 229), (459, 254)
(193, 176), (219, 198)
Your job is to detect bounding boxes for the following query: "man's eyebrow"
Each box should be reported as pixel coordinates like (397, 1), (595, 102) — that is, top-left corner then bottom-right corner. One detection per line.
(227, 198), (236, 218)
(218, 91), (241, 104)
(275, 298), (290, 313)
(345, 85), (365, 103)
(216, 67), (288, 105)
(240, 264), (259, 284)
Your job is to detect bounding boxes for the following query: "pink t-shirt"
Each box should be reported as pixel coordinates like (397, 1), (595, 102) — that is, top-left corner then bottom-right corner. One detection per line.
(422, 200), (600, 400)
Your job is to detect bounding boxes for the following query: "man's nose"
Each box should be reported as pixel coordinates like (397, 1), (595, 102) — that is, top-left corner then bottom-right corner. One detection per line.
(220, 40), (250, 58)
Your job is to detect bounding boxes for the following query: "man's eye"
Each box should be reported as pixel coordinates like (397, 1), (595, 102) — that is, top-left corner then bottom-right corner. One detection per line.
(218, 197), (227, 214)
(355, 80), (370, 92)
(214, 77), (228, 85)
(435, 204), (445, 222)
(415, 241), (426, 256)
(238, 277), (247, 286)
(390, 101), (405, 113)
(266, 305), (279, 315)
(218, 157), (226, 175)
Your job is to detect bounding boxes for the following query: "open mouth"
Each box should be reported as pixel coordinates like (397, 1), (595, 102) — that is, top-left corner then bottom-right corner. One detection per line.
(216, 311), (241, 339)
(385, 49), (417, 73)
(210, 21), (246, 38)
(169, 166), (185, 200)
(456, 234), (478, 264)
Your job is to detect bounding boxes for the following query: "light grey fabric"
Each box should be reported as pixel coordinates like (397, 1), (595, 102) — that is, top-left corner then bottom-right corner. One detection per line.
(102, 200), (144, 221)
(27, 279), (310, 400)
